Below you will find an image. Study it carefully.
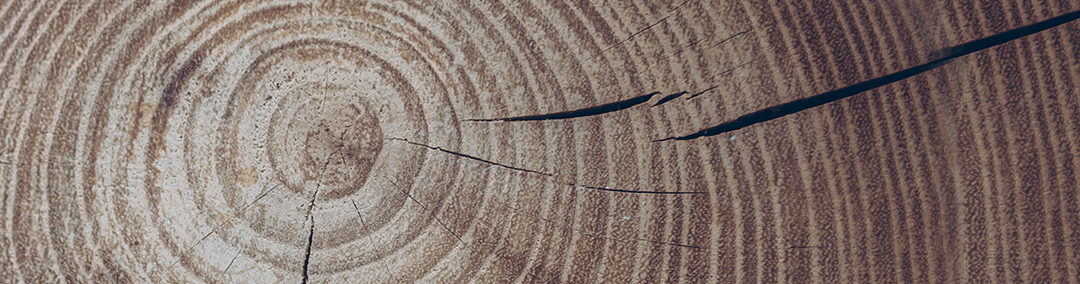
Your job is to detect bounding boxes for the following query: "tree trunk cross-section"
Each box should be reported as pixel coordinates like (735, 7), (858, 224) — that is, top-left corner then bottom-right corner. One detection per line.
(2, 0), (1079, 283)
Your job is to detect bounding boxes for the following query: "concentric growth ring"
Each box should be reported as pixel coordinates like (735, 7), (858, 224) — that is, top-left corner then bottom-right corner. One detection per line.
(145, 2), (469, 282)
(3, 0), (749, 282)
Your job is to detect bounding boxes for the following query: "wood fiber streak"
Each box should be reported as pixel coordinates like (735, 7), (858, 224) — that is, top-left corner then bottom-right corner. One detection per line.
(2, 0), (1079, 283)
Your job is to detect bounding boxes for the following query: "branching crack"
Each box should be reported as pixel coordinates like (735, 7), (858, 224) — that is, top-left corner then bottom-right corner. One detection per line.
(302, 123), (345, 284)
(389, 138), (703, 194)
(462, 58), (755, 120)
(656, 8), (1080, 141)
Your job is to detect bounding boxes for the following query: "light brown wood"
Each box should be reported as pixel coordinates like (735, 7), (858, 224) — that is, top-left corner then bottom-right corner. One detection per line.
(2, 0), (1079, 283)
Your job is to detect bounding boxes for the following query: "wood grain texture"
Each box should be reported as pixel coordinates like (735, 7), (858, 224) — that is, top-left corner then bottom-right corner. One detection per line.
(1, 0), (1079, 283)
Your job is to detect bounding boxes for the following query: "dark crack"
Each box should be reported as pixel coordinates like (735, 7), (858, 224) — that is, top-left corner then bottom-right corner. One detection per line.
(300, 184), (320, 284)
(685, 85), (718, 100)
(302, 124), (341, 284)
(654, 60), (756, 107)
(465, 92), (659, 122)
(652, 91), (687, 107)
(300, 183), (320, 284)
(465, 47), (756, 120)
(656, 8), (1080, 142)
(389, 138), (704, 194)
(301, 211), (315, 284)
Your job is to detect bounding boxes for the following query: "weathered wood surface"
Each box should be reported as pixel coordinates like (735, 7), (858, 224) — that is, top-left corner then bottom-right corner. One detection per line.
(2, 0), (1079, 283)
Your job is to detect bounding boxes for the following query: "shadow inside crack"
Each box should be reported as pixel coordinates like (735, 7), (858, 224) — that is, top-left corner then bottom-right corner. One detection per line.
(655, 8), (1080, 142)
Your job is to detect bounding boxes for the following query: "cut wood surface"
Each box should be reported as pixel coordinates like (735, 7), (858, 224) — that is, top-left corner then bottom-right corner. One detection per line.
(2, 0), (1079, 283)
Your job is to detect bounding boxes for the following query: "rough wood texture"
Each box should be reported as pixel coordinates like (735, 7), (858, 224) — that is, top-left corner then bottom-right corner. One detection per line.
(2, 0), (1079, 283)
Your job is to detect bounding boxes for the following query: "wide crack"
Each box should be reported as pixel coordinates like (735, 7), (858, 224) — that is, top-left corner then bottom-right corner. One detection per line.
(655, 8), (1080, 141)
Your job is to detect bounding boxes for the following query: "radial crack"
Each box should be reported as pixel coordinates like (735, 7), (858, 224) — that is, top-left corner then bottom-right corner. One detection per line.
(465, 92), (658, 122)
(389, 138), (703, 194)
(492, 198), (702, 249)
(301, 185), (320, 284)
(223, 249), (242, 273)
(302, 128), (341, 284)
(387, 179), (471, 245)
(167, 184), (279, 268)
(301, 212), (315, 284)
(385, 178), (553, 269)
(389, 137), (552, 177)
(351, 200), (398, 282)
(655, 8), (1080, 142)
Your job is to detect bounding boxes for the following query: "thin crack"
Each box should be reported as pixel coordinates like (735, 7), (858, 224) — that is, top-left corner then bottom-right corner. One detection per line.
(301, 211), (315, 284)
(655, 8), (1080, 142)
(383, 178), (545, 270)
(492, 198), (702, 249)
(300, 184), (321, 284)
(465, 92), (659, 122)
(685, 85), (719, 100)
(352, 200), (398, 282)
(662, 25), (763, 63)
(668, 36), (709, 59)
(387, 178), (471, 247)
(585, 0), (693, 63)
(565, 183), (702, 195)
(389, 138), (703, 194)
(704, 27), (758, 49)
(682, 57), (760, 101)
(167, 184), (279, 268)
(299, 188), (322, 284)
(389, 137), (552, 177)
(652, 58), (758, 107)
(223, 249), (242, 273)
